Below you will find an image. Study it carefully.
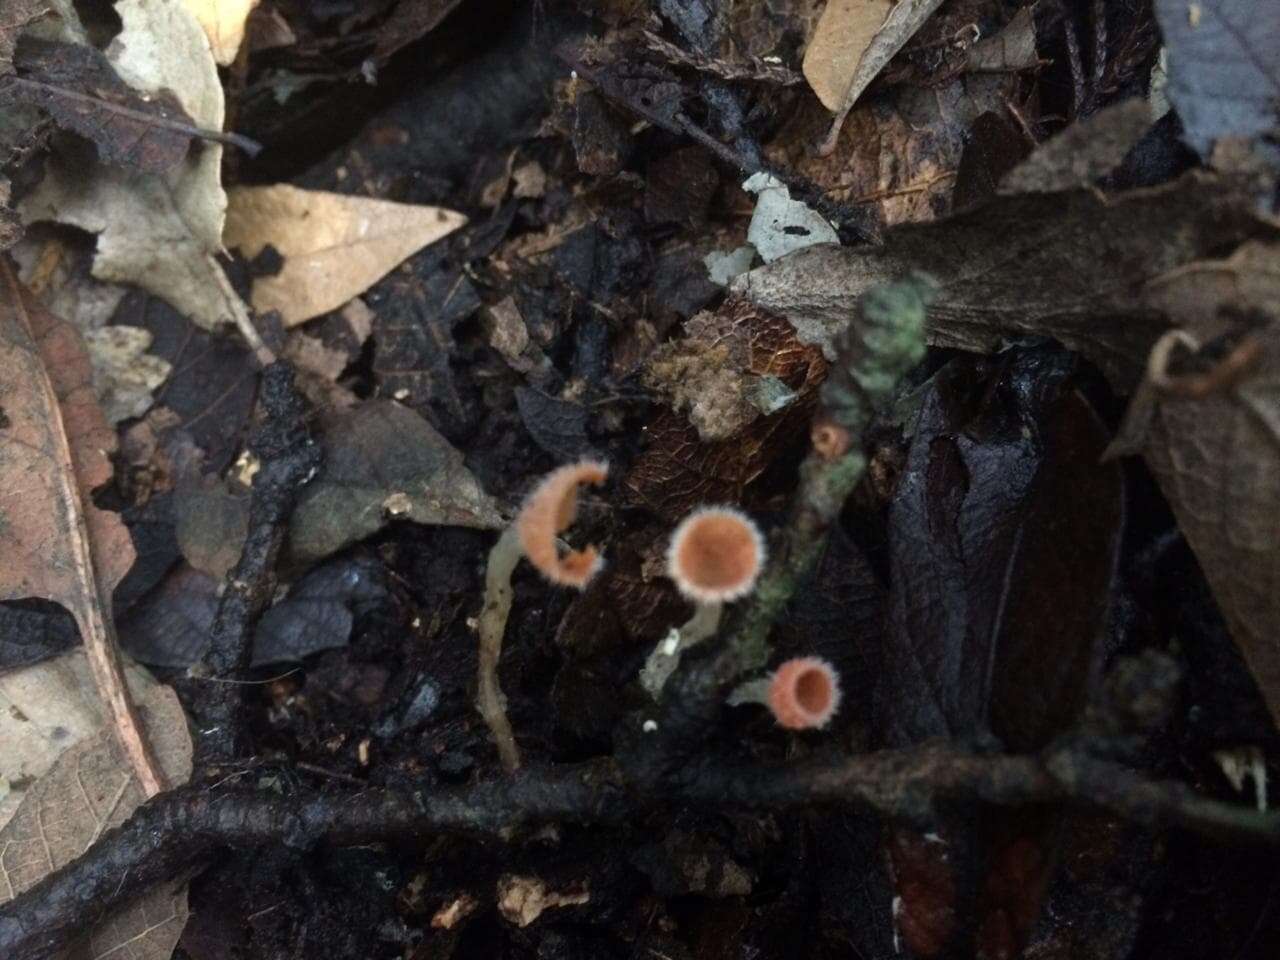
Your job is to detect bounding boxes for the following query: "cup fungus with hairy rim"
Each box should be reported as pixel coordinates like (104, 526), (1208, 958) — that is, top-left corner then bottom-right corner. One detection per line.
(516, 459), (609, 588)
(768, 656), (841, 730)
(666, 505), (766, 604)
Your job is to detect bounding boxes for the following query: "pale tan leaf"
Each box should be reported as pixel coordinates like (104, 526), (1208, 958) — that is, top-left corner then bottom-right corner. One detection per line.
(181, 0), (259, 65)
(0, 261), (163, 795)
(802, 0), (945, 152)
(1134, 241), (1280, 726)
(0, 675), (193, 960)
(223, 185), (468, 326)
(19, 0), (256, 341)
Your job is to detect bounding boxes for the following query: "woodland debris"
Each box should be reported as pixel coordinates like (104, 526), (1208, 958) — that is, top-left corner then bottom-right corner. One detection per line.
(224, 184), (468, 327)
(0, 262), (163, 796)
(19, 0), (269, 361)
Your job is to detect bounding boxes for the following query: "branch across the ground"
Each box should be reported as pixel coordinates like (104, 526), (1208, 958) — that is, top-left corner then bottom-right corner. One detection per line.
(2, 743), (1276, 960)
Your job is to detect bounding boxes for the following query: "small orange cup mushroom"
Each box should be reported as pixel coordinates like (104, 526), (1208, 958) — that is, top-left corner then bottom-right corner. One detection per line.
(666, 506), (765, 604)
(516, 459), (609, 588)
(767, 656), (841, 730)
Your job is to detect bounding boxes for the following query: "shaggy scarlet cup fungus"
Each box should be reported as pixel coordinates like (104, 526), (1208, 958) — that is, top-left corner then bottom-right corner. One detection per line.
(666, 505), (765, 603)
(768, 656), (841, 730)
(516, 459), (609, 588)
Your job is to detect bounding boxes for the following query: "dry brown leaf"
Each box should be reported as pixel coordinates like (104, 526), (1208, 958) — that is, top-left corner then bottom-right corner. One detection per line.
(181, 0), (259, 64)
(0, 673), (193, 960)
(802, 0), (945, 153)
(0, 260), (163, 796)
(1132, 241), (1280, 725)
(223, 185), (468, 326)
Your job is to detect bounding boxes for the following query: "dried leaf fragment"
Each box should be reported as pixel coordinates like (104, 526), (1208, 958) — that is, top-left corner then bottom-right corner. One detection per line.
(0, 261), (164, 796)
(5, 36), (197, 172)
(181, 0), (260, 65)
(1132, 241), (1280, 726)
(802, 0), (946, 152)
(224, 185), (468, 326)
(0, 672), (193, 960)
(19, 0), (261, 353)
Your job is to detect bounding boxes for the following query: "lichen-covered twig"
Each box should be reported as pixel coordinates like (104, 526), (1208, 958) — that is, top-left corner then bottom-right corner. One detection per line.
(721, 274), (936, 681)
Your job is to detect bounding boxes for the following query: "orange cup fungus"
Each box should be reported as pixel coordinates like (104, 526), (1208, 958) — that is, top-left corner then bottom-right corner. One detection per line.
(516, 459), (609, 588)
(666, 506), (765, 604)
(767, 656), (841, 730)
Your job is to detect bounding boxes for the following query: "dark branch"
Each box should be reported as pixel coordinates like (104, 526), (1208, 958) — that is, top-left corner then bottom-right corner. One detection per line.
(188, 363), (321, 765)
(2, 744), (1276, 960)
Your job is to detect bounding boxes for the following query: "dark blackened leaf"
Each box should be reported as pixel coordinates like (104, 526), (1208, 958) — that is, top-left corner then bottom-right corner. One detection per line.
(119, 564), (218, 668)
(371, 255), (480, 438)
(880, 346), (1121, 748)
(645, 146), (719, 227)
(6, 37), (195, 172)
(288, 400), (503, 563)
(988, 388), (1124, 751)
(0, 599), (79, 671)
(113, 492), (182, 618)
(880, 346), (1124, 960)
(121, 557), (389, 668)
(372, 0), (464, 62)
(254, 556), (389, 665)
(1154, 0), (1280, 165)
(514, 386), (591, 460)
(879, 353), (1056, 746)
(952, 111), (1032, 211)
(114, 290), (256, 475)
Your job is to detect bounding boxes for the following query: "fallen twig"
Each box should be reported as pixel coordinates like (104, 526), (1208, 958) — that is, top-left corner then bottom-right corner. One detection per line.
(187, 363), (320, 766)
(2, 742), (1276, 960)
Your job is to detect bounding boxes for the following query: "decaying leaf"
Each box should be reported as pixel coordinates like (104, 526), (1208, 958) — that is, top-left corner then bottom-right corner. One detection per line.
(0, 669), (193, 960)
(644, 297), (814, 440)
(83, 325), (171, 424)
(290, 400), (505, 559)
(1129, 241), (1280, 725)
(732, 170), (1272, 388)
(181, 0), (259, 65)
(768, 69), (1025, 228)
(625, 300), (826, 521)
(4, 36), (197, 172)
(801, 0), (945, 152)
(0, 261), (163, 796)
(223, 184), (468, 327)
(1154, 0), (1280, 165)
(0, 0), (47, 72)
(174, 400), (504, 570)
(0, 649), (166, 830)
(0, 182), (18, 252)
(20, 0), (256, 339)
